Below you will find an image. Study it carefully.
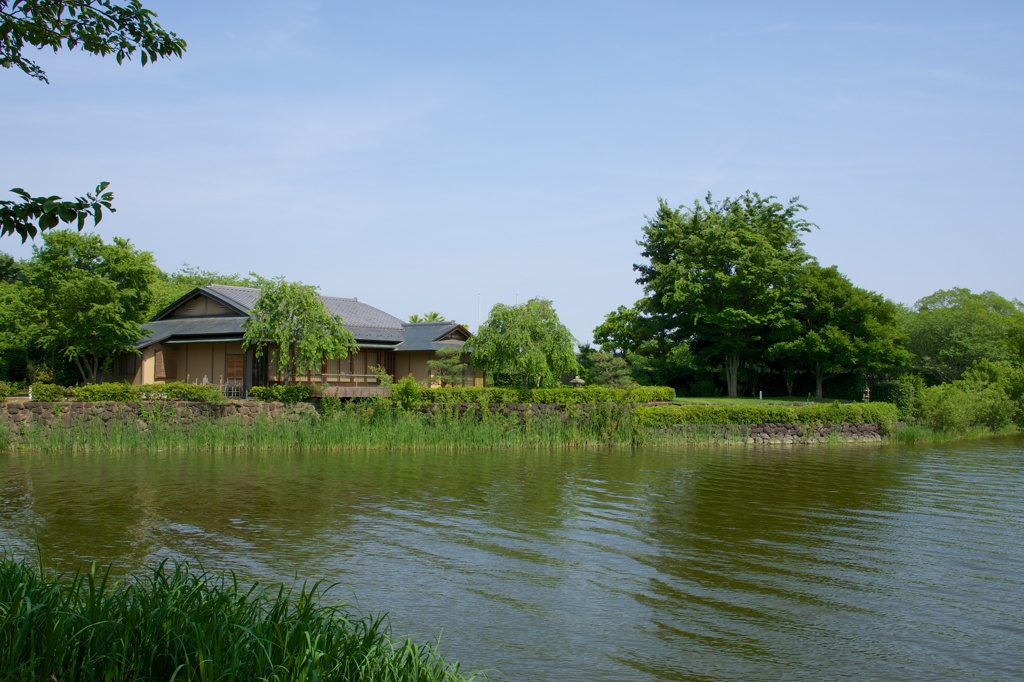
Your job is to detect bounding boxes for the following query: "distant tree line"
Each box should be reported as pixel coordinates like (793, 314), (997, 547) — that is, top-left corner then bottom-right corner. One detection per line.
(586, 191), (1024, 404)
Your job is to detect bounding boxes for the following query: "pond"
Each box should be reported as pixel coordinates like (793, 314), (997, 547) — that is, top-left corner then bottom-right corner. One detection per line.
(1, 438), (1022, 680)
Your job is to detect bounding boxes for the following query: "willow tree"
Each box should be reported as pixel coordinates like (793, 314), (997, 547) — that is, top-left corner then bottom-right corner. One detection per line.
(635, 192), (813, 397)
(468, 298), (578, 388)
(242, 277), (358, 385)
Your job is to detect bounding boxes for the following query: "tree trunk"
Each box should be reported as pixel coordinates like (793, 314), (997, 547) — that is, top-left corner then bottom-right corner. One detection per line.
(814, 362), (824, 400)
(72, 356), (88, 385)
(726, 353), (741, 398)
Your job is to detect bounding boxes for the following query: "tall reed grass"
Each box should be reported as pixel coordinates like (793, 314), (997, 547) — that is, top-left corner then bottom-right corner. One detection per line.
(0, 556), (473, 681)
(887, 423), (1019, 445)
(6, 402), (645, 454)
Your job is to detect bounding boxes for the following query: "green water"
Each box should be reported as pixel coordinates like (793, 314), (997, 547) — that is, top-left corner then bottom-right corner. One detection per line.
(2, 439), (1022, 680)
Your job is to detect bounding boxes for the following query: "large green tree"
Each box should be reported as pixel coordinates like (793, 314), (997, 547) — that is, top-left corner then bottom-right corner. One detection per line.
(592, 301), (699, 389)
(23, 230), (158, 383)
(593, 303), (651, 358)
(242, 277), (359, 385)
(634, 191), (813, 397)
(0, 262), (33, 381)
(467, 298), (578, 388)
(768, 263), (908, 398)
(1, 0), (185, 242)
(902, 288), (1024, 384)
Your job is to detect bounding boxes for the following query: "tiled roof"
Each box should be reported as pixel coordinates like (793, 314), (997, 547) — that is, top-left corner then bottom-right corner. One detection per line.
(394, 322), (468, 352)
(205, 284), (405, 343)
(138, 317), (246, 347)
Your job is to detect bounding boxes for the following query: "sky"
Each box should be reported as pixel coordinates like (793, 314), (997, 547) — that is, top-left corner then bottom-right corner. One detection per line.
(3, 1), (1023, 344)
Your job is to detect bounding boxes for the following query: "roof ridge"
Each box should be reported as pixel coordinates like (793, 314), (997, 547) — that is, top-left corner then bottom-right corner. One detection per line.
(403, 320), (458, 325)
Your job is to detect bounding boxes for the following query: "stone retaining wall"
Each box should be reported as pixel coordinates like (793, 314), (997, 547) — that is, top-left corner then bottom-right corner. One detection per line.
(1, 400), (316, 435)
(666, 422), (883, 444)
(422, 403), (884, 443)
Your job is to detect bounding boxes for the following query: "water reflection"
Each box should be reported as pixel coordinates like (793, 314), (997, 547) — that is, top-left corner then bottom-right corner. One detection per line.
(1, 439), (1022, 681)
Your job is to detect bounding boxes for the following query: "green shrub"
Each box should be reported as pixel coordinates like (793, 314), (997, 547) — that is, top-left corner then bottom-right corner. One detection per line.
(963, 360), (1024, 426)
(72, 382), (140, 402)
(318, 395), (342, 417)
(628, 386), (676, 402)
(0, 380), (12, 400)
(248, 386), (272, 401)
(872, 375), (925, 422)
(247, 384), (310, 403)
(277, 385), (310, 403)
(392, 376), (424, 411)
(30, 382), (66, 402)
(530, 387), (625, 405)
(918, 379), (1016, 434)
(420, 385), (676, 406)
(138, 382), (224, 403)
(424, 387), (523, 405)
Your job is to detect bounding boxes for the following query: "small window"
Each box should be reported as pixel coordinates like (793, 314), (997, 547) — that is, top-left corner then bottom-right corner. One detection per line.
(226, 354), (243, 381)
(119, 354), (138, 376)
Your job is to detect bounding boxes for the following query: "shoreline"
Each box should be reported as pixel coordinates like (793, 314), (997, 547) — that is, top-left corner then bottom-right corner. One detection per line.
(1, 398), (1009, 452)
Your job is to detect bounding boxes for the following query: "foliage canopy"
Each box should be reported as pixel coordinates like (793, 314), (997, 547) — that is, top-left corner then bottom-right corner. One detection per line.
(24, 230), (158, 383)
(1, 0), (185, 242)
(902, 288), (1024, 384)
(242, 277), (358, 385)
(634, 191), (813, 396)
(0, 0), (185, 83)
(468, 298), (578, 388)
(768, 263), (909, 398)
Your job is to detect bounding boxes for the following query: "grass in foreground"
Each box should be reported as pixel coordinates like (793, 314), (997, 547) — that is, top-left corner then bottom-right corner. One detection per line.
(0, 556), (473, 682)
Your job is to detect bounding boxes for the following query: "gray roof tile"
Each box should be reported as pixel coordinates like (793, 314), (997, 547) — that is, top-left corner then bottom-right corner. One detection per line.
(138, 317), (246, 347)
(394, 322), (469, 352)
(205, 285), (406, 342)
(143, 284), (412, 347)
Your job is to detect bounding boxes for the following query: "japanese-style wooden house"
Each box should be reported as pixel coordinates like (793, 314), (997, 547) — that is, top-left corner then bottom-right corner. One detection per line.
(108, 284), (480, 397)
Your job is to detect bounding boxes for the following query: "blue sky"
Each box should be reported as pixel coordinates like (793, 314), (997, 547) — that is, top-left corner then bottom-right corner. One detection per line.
(3, 1), (1022, 343)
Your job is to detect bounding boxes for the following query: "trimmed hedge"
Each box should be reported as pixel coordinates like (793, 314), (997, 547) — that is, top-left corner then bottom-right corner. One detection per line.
(73, 382), (139, 402)
(139, 382), (224, 403)
(249, 385), (310, 403)
(629, 386), (676, 403)
(30, 383), (67, 402)
(634, 402), (899, 430)
(421, 386), (675, 406)
(40, 382), (226, 403)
